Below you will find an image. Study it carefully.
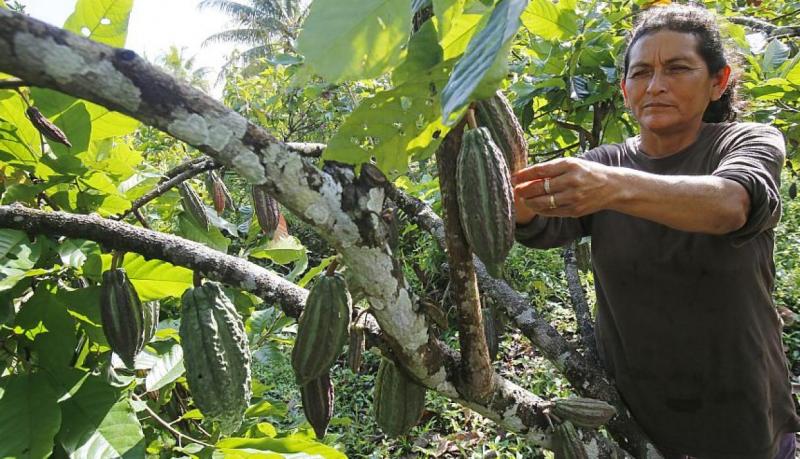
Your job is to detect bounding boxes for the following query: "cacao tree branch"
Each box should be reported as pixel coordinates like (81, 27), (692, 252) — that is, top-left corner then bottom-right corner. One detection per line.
(563, 243), (599, 366)
(728, 16), (800, 36)
(0, 78), (26, 90)
(131, 393), (213, 448)
(536, 142), (581, 162)
(435, 121), (495, 402)
(0, 204), (629, 455)
(161, 157), (215, 182)
(386, 185), (659, 457)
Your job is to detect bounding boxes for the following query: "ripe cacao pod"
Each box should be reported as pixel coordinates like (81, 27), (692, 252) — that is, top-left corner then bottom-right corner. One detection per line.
(552, 397), (617, 429)
(474, 92), (527, 173)
(553, 421), (589, 459)
(456, 127), (514, 278)
(180, 282), (252, 434)
(374, 358), (426, 437)
(300, 371), (334, 439)
(291, 272), (351, 385)
(251, 184), (280, 235)
(205, 170), (229, 214)
(25, 106), (72, 147)
(100, 268), (146, 368)
(179, 182), (209, 230)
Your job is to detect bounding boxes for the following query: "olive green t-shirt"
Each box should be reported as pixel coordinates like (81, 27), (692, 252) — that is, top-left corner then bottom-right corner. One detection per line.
(516, 122), (800, 458)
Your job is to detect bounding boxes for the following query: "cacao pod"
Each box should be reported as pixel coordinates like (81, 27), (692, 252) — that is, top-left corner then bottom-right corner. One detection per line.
(374, 358), (426, 437)
(347, 321), (365, 373)
(180, 282), (252, 434)
(300, 371), (334, 439)
(179, 182), (209, 230)
(456, 127), (514, 278)
(553, 421), (589, 459)
(482, 305), (499, 362)
(100, 268), (147, 368)
(25, 106), (72, 147)
(251, 184), (280, 235)
(552, 397), (616, 429)
(205, 170), (229, 214)
(142, 300), (160, 345)
(474, 92), (527, 173)
(292, 272), (351, 385)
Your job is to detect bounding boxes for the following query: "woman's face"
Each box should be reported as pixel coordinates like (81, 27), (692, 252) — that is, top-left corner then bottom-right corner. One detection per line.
(621, 30), (730, 135)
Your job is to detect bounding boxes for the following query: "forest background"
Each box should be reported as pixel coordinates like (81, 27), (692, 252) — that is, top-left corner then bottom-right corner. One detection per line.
(0, 0), (799, 457)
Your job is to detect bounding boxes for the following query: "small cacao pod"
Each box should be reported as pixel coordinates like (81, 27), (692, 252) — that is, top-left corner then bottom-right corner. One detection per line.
(347, 320), (365, 373)
(300, 371), (334, 439)
(552, 397), (617, 429)
(291, 272), (351, 385)
(553, 421), (589, 459)
(100, 268), (146, 368)
(251, 184), (280, 235)
(178, 182), (209, 230)
(456, 127), (514, 278)
(25, 106), (72, 147)
(374, 358), (426, 437)
(180, 282), (252, 434)
(474, 91), (527, 173)
(205, 170), (229, 214)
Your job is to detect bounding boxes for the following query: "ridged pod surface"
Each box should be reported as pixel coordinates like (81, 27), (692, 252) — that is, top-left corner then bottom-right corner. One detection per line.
(374, 358), (426, 437)
(291, 272), (351, 385)
(205, 170), (228, 214)
(300, 372), (334, 439)
(251, 184), (280, 234)
(142, 301), (160, 345)
(456, 127), (515, 278)
(180, 282), (252, 434)
(179, 182), (209, 230)
(100, 268), (146, 368)
(26, 106), (72, 147)
(552, 397), (617, 429)
(553, 421), (589, 459)
(474, 92), (527, 173)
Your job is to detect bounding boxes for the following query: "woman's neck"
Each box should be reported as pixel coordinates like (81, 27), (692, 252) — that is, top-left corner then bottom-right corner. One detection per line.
(638, 122), (705, 158)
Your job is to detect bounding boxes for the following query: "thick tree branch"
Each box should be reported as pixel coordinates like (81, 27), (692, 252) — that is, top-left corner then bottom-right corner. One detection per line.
(563, 243), (599, 365)
(729, 16), (800, 37)
(0, 78), (25, 90)
(435, 121), (495, 402)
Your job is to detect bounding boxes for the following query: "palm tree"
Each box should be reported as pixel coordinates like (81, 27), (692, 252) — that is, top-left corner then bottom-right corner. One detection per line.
(198, 0), (308, 64)
(156, 46), (211, 92)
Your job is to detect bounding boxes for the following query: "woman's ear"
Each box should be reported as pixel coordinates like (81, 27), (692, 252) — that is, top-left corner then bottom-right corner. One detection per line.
(620, 79), (629, 108)
(711, 65), (732, 101)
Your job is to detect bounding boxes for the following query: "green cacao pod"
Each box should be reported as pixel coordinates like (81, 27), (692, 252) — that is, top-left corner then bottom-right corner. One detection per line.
(482, 305), (499, 362)
(251, 184), (280, 235)
(180, 282), (252, 434)
(300, 371), (334, 439)
(26, 106), (72, 147)
(179, 182), (209, 230)
(553, 421), (589, 459)
(456, 127), (514, 278)
(374, 358), (426, 437)
(474, 92), (527, 174)
(100, 268), (146, 368)
(142, 300), (160, 345)
(291, 272), (351, 385)
(552, 397), (617, 429)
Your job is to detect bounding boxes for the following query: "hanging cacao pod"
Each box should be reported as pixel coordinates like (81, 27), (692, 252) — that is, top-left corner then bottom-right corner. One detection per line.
(180, 282), (252, 434)
(251, 184), (280, 235)
(553, 421), (589, 459)
(100, 268), (146, 368)
(25, 106), (72, 147)
(374, 358), (426, 437)
(178, 182), (209, 230)
(291, 272), (351, 385)
(474, 91), (527, 174)
(300, 371), (334, 439)
(552, 397), (617, 429)
(456, 127), (515, 278)
(205, 170), (229, 214)
(347, 320), (365, 373)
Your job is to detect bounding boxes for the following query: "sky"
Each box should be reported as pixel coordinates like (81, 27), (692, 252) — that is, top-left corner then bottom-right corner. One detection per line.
(20, 0), (238, 96)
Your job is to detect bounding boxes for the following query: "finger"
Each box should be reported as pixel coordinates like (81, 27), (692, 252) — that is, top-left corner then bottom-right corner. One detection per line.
(511, 159), (570, 183)
(513, 176), (564, 199)
(522, 191), (569, 213)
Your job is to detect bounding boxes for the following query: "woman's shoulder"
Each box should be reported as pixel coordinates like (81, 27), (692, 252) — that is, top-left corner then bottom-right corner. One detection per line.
(705, 121), (784, 143)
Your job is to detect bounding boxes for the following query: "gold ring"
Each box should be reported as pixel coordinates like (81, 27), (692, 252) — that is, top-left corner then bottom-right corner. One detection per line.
(544, 177), (551, 194)
(549, 194), (557, 209)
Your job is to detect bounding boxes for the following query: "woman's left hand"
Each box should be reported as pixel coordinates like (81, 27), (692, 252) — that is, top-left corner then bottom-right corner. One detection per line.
(511, 157), (617, 218)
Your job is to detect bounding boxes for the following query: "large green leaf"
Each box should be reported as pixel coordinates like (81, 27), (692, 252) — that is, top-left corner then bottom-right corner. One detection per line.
(57, 376), (145, 458)
(438, 2), (485, 59)
(0, 230), (43, 291)
(762, 38), (791, 75)
(15, 286), (79, 368)
(121, 254), (193, 301)
(0, 95), (40, 168)
(433, 0), (467, 41)
(441, 0), (527, 123)
(41, 102), (92, 175)
(297, 0), (412, 82)
(216, 434), (347, 459)
(61, 286), (107, 346)
(249, 236), (307, 265)
(144, 344), (185, 392)
(63, 0), (134, 48)
(0, 373), (62, 459)
(521, 0), (579, 41)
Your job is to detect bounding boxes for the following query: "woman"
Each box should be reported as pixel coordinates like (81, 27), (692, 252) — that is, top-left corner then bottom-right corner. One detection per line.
(512, 5), (800, 458)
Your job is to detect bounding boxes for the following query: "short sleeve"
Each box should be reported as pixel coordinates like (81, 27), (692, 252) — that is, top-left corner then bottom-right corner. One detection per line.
(711, 124), (785, 246)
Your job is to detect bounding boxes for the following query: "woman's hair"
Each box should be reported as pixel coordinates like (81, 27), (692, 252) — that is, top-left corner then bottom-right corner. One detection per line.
(622, 4), (740, 123)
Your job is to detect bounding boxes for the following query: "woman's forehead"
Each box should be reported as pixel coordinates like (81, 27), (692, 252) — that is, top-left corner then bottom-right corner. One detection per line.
(628, 30), (703, 65)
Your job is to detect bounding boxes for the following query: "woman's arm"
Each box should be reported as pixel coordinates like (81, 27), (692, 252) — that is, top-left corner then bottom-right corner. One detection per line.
(512, 158), (750, 235)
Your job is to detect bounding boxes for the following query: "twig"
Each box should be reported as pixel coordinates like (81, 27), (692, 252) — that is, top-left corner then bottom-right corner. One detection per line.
(556, 120), (596, 149)
(536, 142), (581, 162)
(118, 160), (215, 220)
(131, 393), (213, 448)
(0, 79), (26, 90)
(161, 158), (211, 183)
